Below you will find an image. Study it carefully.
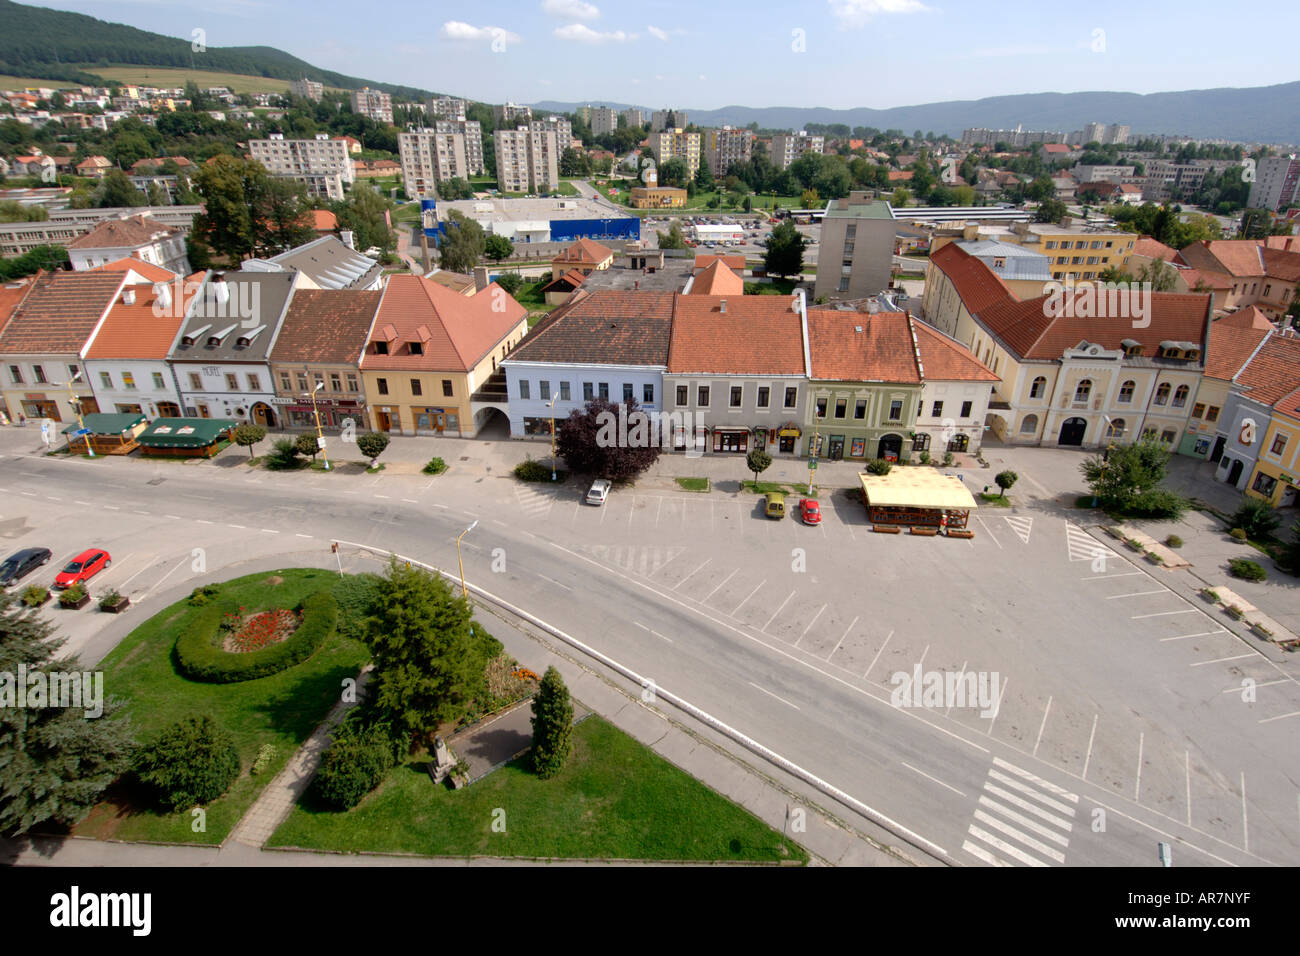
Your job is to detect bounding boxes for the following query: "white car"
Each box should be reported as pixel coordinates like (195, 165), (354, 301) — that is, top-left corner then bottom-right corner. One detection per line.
(586, 478), (612, 505)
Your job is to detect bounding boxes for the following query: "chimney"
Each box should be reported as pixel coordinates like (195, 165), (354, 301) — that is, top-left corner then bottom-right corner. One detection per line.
(472, 265), (490, 292)
(122, 288), (136, 306)
(340, 229), (355, 250)
(153, 281), (172, 312)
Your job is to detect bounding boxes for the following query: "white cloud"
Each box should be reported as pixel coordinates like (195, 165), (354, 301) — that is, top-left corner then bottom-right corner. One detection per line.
(440, 21), (522, 44)
(542, 0), (600, 19)
(647, 26), (669, 41)
(828, 0), (930, 29)
(698, 74), (707, 81)
(554, 24), (633, 43)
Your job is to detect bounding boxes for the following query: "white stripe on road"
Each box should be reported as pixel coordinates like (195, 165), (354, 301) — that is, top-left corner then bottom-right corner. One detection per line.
(762, 590), (796, 632)
(827, 615), (859, 661)
(702, 568), (737, 603)
(1162, 629), (1227, 642)
(1190, 653), (1254, 667)
(672, 557), (711, 592)
(731, 580), (765, 616)
(992, 758), (1080, 802)
(978, 796), (1070, 846)
(966, 825), (1048, 867)
(902, 761), (966, 797)
(982, 783), (1075, 831)
(1106, 589), (1169, 599)
(260, 528), (280, 534)
(988, 770), (1077, 817)
(973, 809), (1066, 862)
(962, 839), (1011, 867)
(1133, 609), (1197, 618)
(794, 603), (827, 647)
(863, 629), (893, 680)
(747, 681), (800, 710)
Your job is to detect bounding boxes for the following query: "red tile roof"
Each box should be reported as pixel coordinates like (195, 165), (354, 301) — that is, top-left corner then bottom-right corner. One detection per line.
(0, 270), (125, 355)
(1234, 335), (1300, 406)
(887, 169), (913, 181)
(1176, 267), (1233, 292)
(309, 209), (338, 232)
(668, 295), (805, 375)
(553, 237), (614, 266)
(270, 289), (382, 365)
(83, 282), (195, 360)
(90, 257), (176, 282)
(66, 215), (179, 250)
(912, 319), (999, 382)
(1205, 317), (1270, 381)
(693, 253), (745, 273)
(807, 309), (919, 382)
(1218, 305), (1274, 331)
(361, 274), (526, 372)
(687, 260), (744, 296)
(1132, 236), (1177, 261)
(929, 242), (1018, 314)
(508, 290), (675, 366)
(0, 277), (38, 337)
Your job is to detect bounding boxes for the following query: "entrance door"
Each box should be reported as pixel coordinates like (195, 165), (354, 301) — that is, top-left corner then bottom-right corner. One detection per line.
(251, 403), (275, 427)
(828, 436), (844, 460)
(1210, 436), (1226, 463)
(877, 434), (902, 460)
(376, 410), (393, 432)
(779, 434), (795, 453)
(948, 433), (969, 453)
(1227, 458), (1244, 486)
(1058, 417), (1087, 446)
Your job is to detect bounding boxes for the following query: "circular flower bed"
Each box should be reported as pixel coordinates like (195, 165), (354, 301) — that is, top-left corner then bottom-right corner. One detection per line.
(224, 609), (301, 653)
(176, 591), (338, 684)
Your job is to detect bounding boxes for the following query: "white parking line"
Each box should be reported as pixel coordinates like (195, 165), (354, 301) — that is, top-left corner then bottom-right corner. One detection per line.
(902, 761), (966, 797)
(649, 629), (673, 644)
(794, 603), (827, 647)
(73, 500), (91, 506)
(1135, 732), (1144, 802)
(762, 590), (796, 632)
(1162, 629), (1228, 642)
(974, 515), (1002, 548)
(731, 580), (765, 616)
(1082, 714), (1099, 780)
(537, 573), (572, 591)
(1258, 710), (1300, 724)
(45, 496), (61, 502)
(1190, 653), (1254, 667)
(1221, 678), (1289, 693)
(1033, 695), (1053, 757)
(1133, 609), (1197, 619)
(747, 681), (800, 710)
(295, 533), (313, 538)
(1106, 589), (1169, 599)
(702, 568), (737, 603)
(985, 677), (1010, 735)
(1185, 751), (1192, 827)
(1241, 772), (1249, 854)
(827, 615), (859, 660)
(164, 514), (181, 520)
(1082, 571), (1144, 580)
(227, 523), (245, 529)
(862, 629), (894, 680)
(197, 519), (213, 525)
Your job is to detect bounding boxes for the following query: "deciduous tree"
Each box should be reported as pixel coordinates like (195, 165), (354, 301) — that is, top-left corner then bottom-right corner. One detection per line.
(557, 397), (661, 479)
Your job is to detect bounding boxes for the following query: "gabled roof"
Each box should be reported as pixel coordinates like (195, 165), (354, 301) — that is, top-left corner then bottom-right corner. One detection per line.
(84, 281), (195, 360)
(168, 272), (297, 362)
(687, 260), (744, 296)
(255, 235), (381, 291)
(807, 309), (919, 382)
(0, 270), (125, 355)
(668, 295), (805, 375)
(553, 237), (614, 266)
(0, 277), (38, 336)
(693, 253), (745, 273)
(541, 269), (587, 294)
(423, 270), (476, 295)
(1205, 316), (1271, 382)
(89, 256), (176, 283)
(929, 242), (1019, 313)
(1218, 304), (1274, 331)
(361, 273), (526, 372)
(912, 319), (1000, 382)
(269, 289), (382, 365)
(1234, 335), (1300, 407)
(66, 214), (179, 251)
(506, 290), (674, 367)
(1132, 236), (1177, 261)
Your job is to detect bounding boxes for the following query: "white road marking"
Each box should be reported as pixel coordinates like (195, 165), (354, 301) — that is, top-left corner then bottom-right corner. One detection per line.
(227, 523), (245, 529)
(164, 514), (181, 520)
(1082, 714), (1099, 780)
(1082, 571), (1144, 580)
(747, 681), (800, 710)
(1258, 710), (1300, 724)
(1133, 609), (1197, 619)
(962, 840), (1011, 867)
(1033, 695), (1053, 757)
(902, 761), (966, 797)
(762, 589), (796, 632)
(978, 796), (1070, 847)
(650, 629), (673, 644)
(972, 810), (1066, 863)
(537, 573), (572, 592)
(197, 519), (213, 524)
(827, 615), (859, 660)
(1185, 751), (1192, 827)
(966, 825), (1048, 867)
(1220, 678), (1289, 693)
(992, 758), (1080, 802)
(103, 504), (118, 510)
(45, 496), (61, 501)
(404, 499), (419, 504)
(945, 659), (969, 717)
(1003, 515), (1033, 544)
(1162, 629), (1228, 642)
(1106, 589), (1169, 599)
(1190, 653), (1254, 667)
(73, 500), (92, 506)
(702, 568), (737, 603)
(982, 782), (1076, 831)
(295, 533), (313, 538)
(975, 515), (1002, 548)
(260, 528), (280, 534)
(1241, 772), (1249, 854)
(731, 580), (765, 616)
(1135, 732), (1144, 802)
(374, 494), (390, 499)
(794, 603), (827, 647)
(863, 629), (893, 680)
(673, 557), (712, 592)
(985, 676), (1009, 734)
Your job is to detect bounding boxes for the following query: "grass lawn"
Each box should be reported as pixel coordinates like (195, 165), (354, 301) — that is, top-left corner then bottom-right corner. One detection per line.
(674, 477), (710, 493)
(73, 568), (370, 845)
(978, 493), (1012, 507)
(64, 65), (341, 95)
(268, 715), (805, 863)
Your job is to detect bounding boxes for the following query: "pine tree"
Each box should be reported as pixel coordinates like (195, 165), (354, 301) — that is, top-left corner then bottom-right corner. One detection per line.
(530, 666), (573, 778)
(0, 594), (132, 835)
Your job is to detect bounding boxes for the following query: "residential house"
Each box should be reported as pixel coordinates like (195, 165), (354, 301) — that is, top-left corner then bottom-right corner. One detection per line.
(1181, 306), (1273, 460)
(684, 260), (744, 296)
(550, 238), (615, 281)
(0, 270), (126, 423)
(359, 274), (527, 436)
(65, 214), (191, 274)
(1177, 239), (1300, 321)
(1213, 333), (1300, 492)
(269, 289), (382, 430)
(501, 290), (675, 439)
(74, 156), (114, 179)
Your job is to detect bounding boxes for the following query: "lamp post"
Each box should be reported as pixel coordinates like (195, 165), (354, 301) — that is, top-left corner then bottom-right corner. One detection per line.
(306, 381), (330, 470)
(60, 372), (93, 458)
(809, 402), (824, 497)
(548, 394), (559, 481)
(456, 519), (478, 598)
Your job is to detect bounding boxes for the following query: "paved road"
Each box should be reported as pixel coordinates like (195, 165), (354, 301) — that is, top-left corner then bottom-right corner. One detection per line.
(1, 439), (1296, 867)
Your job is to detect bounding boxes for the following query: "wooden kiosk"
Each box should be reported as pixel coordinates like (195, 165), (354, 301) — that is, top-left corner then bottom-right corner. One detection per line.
(859, 469), (977, 537)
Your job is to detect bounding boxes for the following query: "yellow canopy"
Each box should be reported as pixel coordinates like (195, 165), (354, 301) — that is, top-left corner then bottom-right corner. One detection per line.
(859, 470), (978, 510)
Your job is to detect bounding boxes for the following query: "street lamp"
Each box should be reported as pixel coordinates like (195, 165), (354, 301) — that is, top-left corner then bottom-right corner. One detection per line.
(306, 381), (330, 471)
(58, 371), (93, 458)
(456, 519), (478, 598)
(548, 394), (560, 481)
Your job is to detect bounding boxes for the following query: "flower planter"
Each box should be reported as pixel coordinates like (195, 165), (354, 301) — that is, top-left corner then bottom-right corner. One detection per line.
(58, 595), (90, 610)
(1224, 606), (1243, 620)
(1250, 623), (1273, 639)
(1145, 552), (1164, 565)
(1200, 590), (1220, 604)
(22, 594), (51, 609)
(100, 598), (130, 614)
(1125, 540), (1144, 552)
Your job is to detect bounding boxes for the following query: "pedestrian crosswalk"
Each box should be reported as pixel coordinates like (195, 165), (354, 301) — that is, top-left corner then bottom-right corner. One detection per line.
(514, 485), (555, 518)
(1066, 522), (1115, 564)
(961, 757), (1078, 867)
(1003, 515), (1033, 544)
(584, 544), (686, 578)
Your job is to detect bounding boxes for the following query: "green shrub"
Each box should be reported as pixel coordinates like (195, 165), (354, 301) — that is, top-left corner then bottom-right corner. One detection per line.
(514, 457), (554, 482)
(175, 591), (338, 684)
(330, 572), (383, 640)
(312, 723), (396, 810)
(1165, 535), (1183, 548)
(133, 715), (240, 811)
(422, 456), (447, 475)
(251, 744), (278, 776)
(942, 451), (954, 467)
(264, 437), (303, 470)
(188, 583), (220, 607)
(1231, 498), (1281, 538)
(1228, 558), (1267, 582)
(1126, 489), (1187, 520)
(866, 458), (892, 476)
(58, 583), (87, 606)
(21, 584), (49, 607)
(1229, 528), (1249, 541)
(918, 450), (931, 465)
(98, 589), (124, 609)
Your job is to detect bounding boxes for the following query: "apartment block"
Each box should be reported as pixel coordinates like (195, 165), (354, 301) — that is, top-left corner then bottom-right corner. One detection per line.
(813, 192), (897, 302)
(652, 128), (701, 178)
(289, 78), (323, 101)
(436, 119), (486, 174)
(398, 129), (474, 198)
(589, 106), (618, 137)
(651, 109), (687, 132)
(530, 116), (572, 153)
(350, 87), (393, 124)
(621, 108), (644, 128)
(248, 133), (354, 200)
(427, 96), (467, 121)
(493, 127), (559, 193)
(494, 102), (533, 125)
(703, 126), (754, 177)
(1248, 155), (1300, 212)
(769, 131), (825, 171)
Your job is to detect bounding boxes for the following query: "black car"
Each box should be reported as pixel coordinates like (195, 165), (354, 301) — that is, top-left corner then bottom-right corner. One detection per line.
(0, 547), (52, 587)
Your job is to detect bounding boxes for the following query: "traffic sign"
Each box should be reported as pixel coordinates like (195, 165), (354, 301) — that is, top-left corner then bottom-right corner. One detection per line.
(69, 428), (90, 438)
(808, 459), (818, 470)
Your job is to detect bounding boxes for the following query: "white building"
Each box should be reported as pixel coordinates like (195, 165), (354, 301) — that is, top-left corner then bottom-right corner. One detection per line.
(428, 96), (467, 121)
(248, 133), (355, 201)
(1248, 155), (1300, 213)
(66, 214), (191, 275)
(399, 127), (480, 198)
(493, 127), (559, 193)
(289, 78), (323, 101)
(493, 102), (533, 125)
(82, 281), (188, 418)
(351, 87), (393, 124)
(769, 131), (825, 171)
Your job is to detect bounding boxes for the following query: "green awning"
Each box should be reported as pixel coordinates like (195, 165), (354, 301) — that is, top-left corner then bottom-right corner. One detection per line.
(61, 412), (146, 436)
(137, 418), (237, 448)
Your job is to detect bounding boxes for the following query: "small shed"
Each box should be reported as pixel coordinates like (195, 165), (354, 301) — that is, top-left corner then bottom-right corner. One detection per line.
(541, 268), (587, 304)
(859, 469), (977, 531)
(137, 418), (237, 458)
(61, 412), (147, 455)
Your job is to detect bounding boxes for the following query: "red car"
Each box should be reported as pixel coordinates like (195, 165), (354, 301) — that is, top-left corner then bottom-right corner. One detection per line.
(54, 548), (111, 589)
(799, 499), (821, 525)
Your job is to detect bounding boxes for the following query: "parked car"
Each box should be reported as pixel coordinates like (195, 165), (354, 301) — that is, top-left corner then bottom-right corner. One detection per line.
(0, 547), (51, 587)
(53, 548), (111, 589)
(799, 499), (821, 525)
(764, 492), (786, 519)
(586, 479), (612, 506)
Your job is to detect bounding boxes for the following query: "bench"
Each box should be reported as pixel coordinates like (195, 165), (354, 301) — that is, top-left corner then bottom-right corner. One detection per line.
(872, 524), (902, 534)
(945, 529), (975, 539)
(909, 526), (939, 536)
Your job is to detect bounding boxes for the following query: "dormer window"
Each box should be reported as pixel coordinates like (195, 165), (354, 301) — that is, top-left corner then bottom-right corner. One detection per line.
(235, 324), (267, 348)
(409, 342), (423, 355)
(373, 341), (389, 355)
(207, 324), (237, 347)
(182, 323), (211, 347)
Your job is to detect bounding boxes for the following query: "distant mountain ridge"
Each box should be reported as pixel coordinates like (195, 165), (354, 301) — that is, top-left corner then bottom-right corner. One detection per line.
(534, 83), (1300, 145)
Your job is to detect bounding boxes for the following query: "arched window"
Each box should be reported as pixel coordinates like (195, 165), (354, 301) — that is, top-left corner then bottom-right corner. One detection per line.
(1030, 376), (1046, 399)
(1154, 383), (1171, 405)
(1173, 384), (1189, 408)
(1106, 418), (1126, 439)
(1074, 379), (1092, 403)
(1117, 380), (1135, 403)
(1020, 413), (1039, 434)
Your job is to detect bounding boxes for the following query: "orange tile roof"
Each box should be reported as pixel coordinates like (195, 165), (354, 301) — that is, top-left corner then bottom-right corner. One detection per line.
(66, 215), (179, 250)
(508, 290), (675, 366)
(887, 169), (913, 181)
(1218, 305), (1274, 331)
(0, 277), (38, 337)
(929, 242), (1018, 313)
(90, 257), (176, 282)
(1205, 317), (1270, 381)
(553, 237), (614, 266)
(693, 253), (745, 273)
(1132, 236), (1177, 261)
(83, 282), (195, 360)
(1234, 335), (1300, 406)
(310, 209), (338, 232)
(0, 270), (125, 355)
(668, 295), (805, 375)
(807, 309), (919, 382)
(912, 318), (999, 382)
(270, 289), (382, 365)
(1176, 267), (1233, 292)
(361, 273), (526, 372)
(687, 260), (743, 296)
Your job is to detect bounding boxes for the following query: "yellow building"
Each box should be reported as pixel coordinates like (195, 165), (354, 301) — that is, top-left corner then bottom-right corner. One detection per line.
(931, 220), (1136, 282)
(1246, 408), (1300, 506)
(653, 128), (701, 178)
(629, 186), (687, 208)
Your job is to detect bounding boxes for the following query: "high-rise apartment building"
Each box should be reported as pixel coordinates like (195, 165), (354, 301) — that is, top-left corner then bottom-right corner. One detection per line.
(248, 133), (354, 200)
(493, 127), (559, 193)
(530, 116), (572, 153)
(350, 87), (393, 124)
(651, 109), (687, 132)
(289, 78), (323, 101)
(652, 128), (701, 178)
(1248, 155), (1300, 212)
(436, 120), (485, 174)
(621, 108), (644, 129)
(589, 107), (618, 137)
(769, 131), (825, 170)
(703, 126), (755, 177)
(399, 126), (483, 198)
(494, 102), (533, 126)
(427, 96), (467, 121)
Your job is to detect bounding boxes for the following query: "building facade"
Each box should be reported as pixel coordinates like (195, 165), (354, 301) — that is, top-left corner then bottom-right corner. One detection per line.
(248, 134), (355, 201)
(289, 79), (324, 101)
(652, 128), (701, 178)
(703, 127), (754, 177)
(351, 87), (393, 124)
(813, 193), (897, 302)
(1247, 155), (1300, 213)
(769, 131), (825, 171)
(493, 127), (560, 193)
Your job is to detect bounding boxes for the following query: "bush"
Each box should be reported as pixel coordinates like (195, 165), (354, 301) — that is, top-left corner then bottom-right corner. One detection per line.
(866, 458), (892, 476)
(1232, 498), (1281, 538)
(1228, 558), (1267, 582)
(918, 450), (931, 465)
(312, 723), (396, 810)
(1229, 528), (1249, 541)
(357, 431), (390, 465)
(264, 438), (303, 470)
(57, 583), (87, 607)
(330, 572), (383, 640)
(232, 423), (267, 458)
(188, 583), (221, 607)
(514, 457), (555, 482)
(98, 589), (124, 609)
(422, 456), (447, 475)
(942, 451), (954, 467)
(175, 591), (338, 683)
(21, 584), (48, 607)
(1165, 535), (1183, 548)
(133, 715), (240, 812)
(251, 744), (278, 776)
(530, 666), (574, 779)
(1126, 489), (1187, 520)
(294, 433), (320, 459)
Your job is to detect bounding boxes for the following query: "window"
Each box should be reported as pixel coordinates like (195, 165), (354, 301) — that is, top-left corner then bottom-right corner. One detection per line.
(1074, 380), (1091, 403)
(330, 373), (342, 392)
(815, 397), (828, 418)
(247, 374), (260, 391)
(1161, 429), (1177, 444)
(313, 373), (324, 392)
(834, 398), (847, 418)
(68, 365), (78, 380)
(7, 366), (21, 385)
(1118, 380), (1135, 403)
(153, 372), (165, 389)
(676, 385), (688, 405)
(888, 400), (902, 421)
(519, 379), (530, 400)
(1045, 241), (1057, 249)
(838, 277), (849, 292)
(226, 373), (239, 390)
(297, 373), (308, 392)
(698, 386), (710, 407)
(855, 400), (866, 419)
(99, 371), (113, 389)
(1030, 376), (1046, 399)
(1142, 426), (1157, 440)
(961, 400), (972, 417)
(1191, 402), (1205, 419)
(1271, 434), (1288, 456)
(347, 375), (359, 393)
(583, 382), (594, 401)
(411, 378), (422, 396)
(1154, 383), (1170, 406)
(730, 386), (742, 408)
(377, 378), (389, 395)
(280, 372), (292, 391)
(373, 341), (388, 355)
(1172, 385), (1189, 408)
(409, 342), (423, 355)
(757, 386), (770, 408)
(189, 373), (202, 390)
(643, 384), (654, 404)
(1020, 413), (1039, 434)
(623, 383), (634, 402)
(931, 401), (943, 417)
(598, 383), (609, 400)
(1106, 418), (1125, 439)
(122, 372), (136, 390)
(1205, 406), (1220, 423)
(1253, 472), (1278, 497)
(913, 433), (931, 451)
(784, 387), (797, 408)
(33, 365), (46, 384)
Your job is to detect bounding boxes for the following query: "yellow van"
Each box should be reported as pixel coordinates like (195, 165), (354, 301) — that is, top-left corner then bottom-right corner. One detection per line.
(764, 491), (786, 519)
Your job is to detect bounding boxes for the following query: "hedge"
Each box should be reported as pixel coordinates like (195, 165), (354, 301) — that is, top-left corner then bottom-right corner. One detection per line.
(175, 591), (339, 683)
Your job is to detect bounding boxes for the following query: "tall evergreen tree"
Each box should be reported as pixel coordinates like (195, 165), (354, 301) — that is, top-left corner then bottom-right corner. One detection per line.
(530, 666), (573, 778)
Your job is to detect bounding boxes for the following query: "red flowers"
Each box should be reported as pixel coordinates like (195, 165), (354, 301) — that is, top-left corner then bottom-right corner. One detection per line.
(228, 609), (300, 652)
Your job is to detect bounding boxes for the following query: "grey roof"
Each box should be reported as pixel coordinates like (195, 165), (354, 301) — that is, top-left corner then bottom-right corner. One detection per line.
(243, 236), (382, 291)
(579, 260), (693, 293)
(168, 271), (297, 363)
(956, 239), (1053, 282)
(439, 196), (636, 225)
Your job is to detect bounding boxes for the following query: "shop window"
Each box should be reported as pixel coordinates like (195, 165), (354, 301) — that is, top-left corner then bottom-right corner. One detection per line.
(1253, 472), (1278, 497)
(913, 433), (930, 452)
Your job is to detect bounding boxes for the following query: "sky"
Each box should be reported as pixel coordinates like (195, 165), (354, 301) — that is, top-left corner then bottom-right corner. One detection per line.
(24, 0), (1300, 110)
